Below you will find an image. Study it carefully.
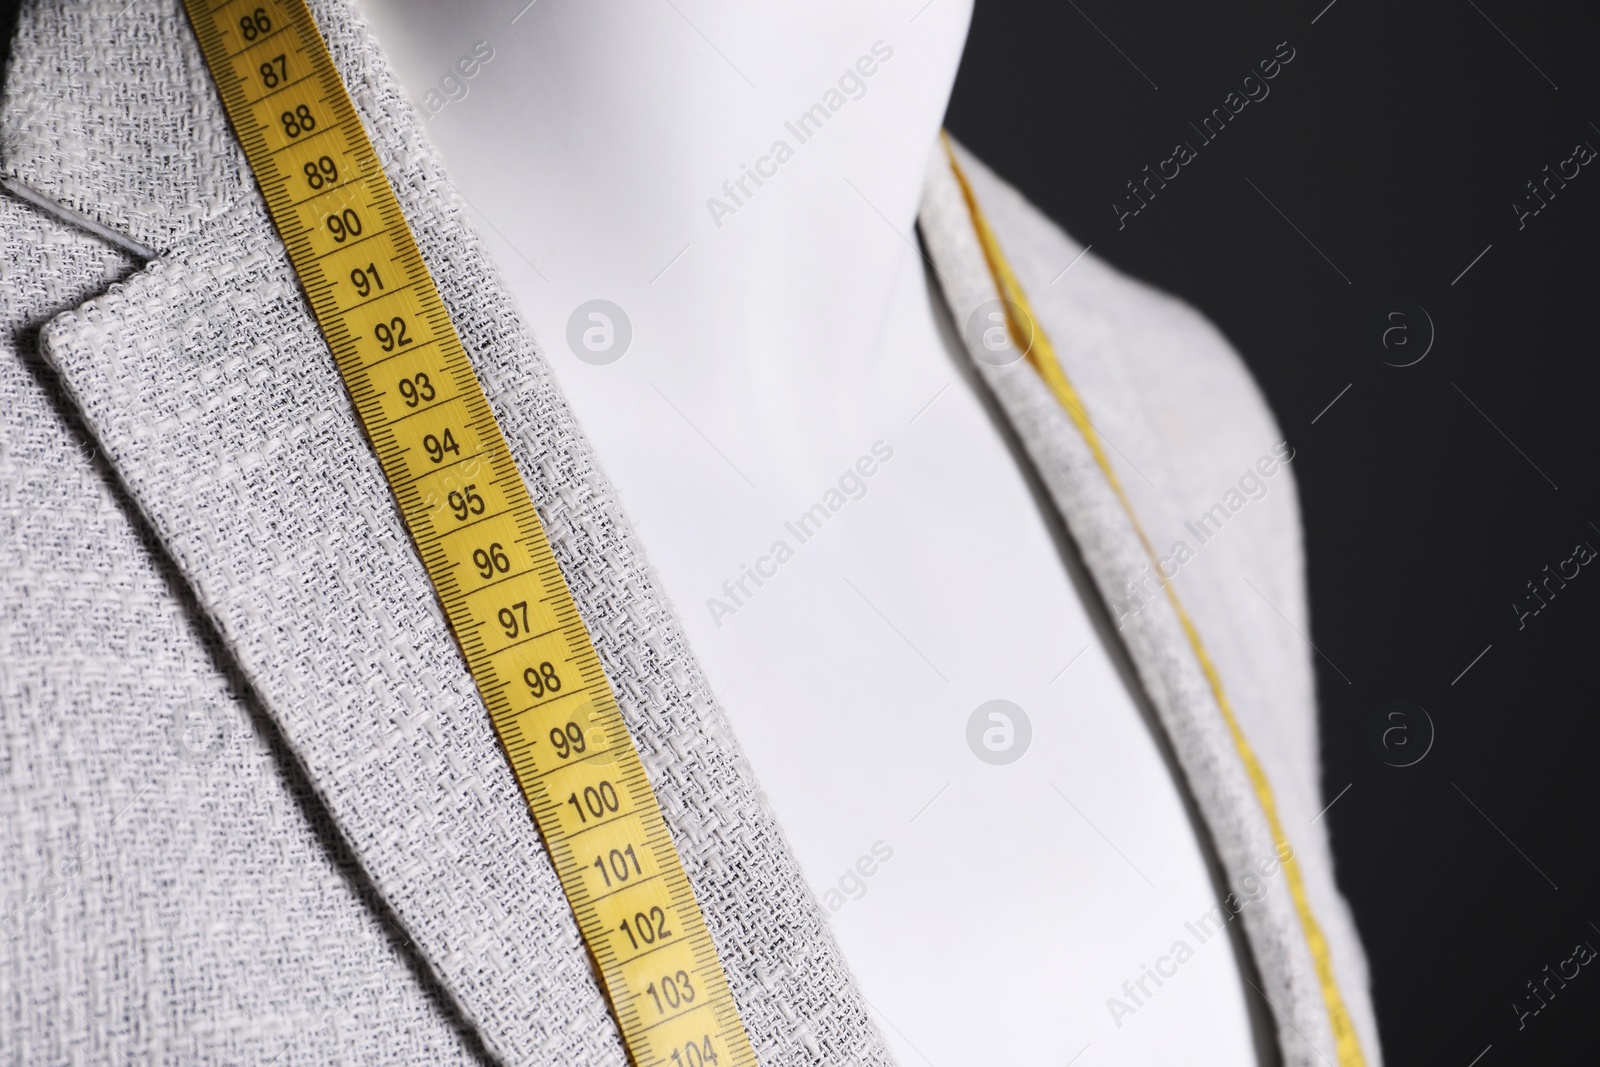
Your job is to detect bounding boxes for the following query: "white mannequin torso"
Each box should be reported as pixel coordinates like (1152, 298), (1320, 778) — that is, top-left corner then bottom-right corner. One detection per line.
(357, 2), (1262, 1061)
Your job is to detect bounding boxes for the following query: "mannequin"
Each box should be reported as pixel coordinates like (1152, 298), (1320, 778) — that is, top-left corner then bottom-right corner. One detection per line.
(357, 1), (1263, 1061)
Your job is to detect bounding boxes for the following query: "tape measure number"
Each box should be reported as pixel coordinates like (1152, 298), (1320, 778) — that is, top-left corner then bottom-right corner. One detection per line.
(182, 2), (757, 1063)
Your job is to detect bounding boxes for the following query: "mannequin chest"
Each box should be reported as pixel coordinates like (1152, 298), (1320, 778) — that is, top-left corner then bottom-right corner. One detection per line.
(358, 2), (1262, 1057)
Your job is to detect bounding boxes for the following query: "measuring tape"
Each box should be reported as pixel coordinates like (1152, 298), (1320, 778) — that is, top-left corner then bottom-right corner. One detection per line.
(181, 3), (757, 1063)
(944, 140), (1366, 1066)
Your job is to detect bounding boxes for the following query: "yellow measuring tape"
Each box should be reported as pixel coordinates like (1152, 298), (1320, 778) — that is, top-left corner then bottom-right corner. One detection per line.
(943, 138), (1366, 1067)
(181, 3), (756, 1063)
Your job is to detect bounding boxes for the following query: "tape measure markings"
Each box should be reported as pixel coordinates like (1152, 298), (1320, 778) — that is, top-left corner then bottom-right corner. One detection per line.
(184, 2), (759, 1063)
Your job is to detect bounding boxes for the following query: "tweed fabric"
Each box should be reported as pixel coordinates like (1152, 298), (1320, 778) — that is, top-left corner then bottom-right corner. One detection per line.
(918, 141), (1381, 1066)
(0, 200), (490, 1065)
(3, 1), (890, 1064)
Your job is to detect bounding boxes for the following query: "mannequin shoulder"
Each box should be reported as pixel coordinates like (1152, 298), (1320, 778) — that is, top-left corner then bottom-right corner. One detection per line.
(937, 141), (1295, 514)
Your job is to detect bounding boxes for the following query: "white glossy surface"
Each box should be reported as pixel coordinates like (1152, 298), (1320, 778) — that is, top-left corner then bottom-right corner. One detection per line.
(356, 2), (1260, 1061)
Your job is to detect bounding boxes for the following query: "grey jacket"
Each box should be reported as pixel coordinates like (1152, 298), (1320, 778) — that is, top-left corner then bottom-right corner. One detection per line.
(0, 1), (1379, 1064)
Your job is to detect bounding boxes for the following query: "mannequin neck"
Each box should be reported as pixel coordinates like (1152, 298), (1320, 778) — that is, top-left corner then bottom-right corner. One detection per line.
(362, 0), (973, 432)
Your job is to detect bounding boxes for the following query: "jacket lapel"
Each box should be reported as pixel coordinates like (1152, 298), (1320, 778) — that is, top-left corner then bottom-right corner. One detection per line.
(919, 140), (1375, 1066)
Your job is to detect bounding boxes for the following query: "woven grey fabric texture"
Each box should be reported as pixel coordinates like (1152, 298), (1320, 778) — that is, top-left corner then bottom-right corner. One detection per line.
(918, 142), (1381, 1066)
(3, 1), (890, 1064)
(0, 200), (489, 1066)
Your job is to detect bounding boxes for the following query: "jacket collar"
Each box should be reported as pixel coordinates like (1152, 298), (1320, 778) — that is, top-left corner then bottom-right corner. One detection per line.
(920, 141), (1373, 1066)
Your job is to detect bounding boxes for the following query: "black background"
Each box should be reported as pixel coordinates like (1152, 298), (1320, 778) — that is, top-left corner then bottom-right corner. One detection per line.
(4, 0), (1596, 1062)
(946, 0), (1598, 1063)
